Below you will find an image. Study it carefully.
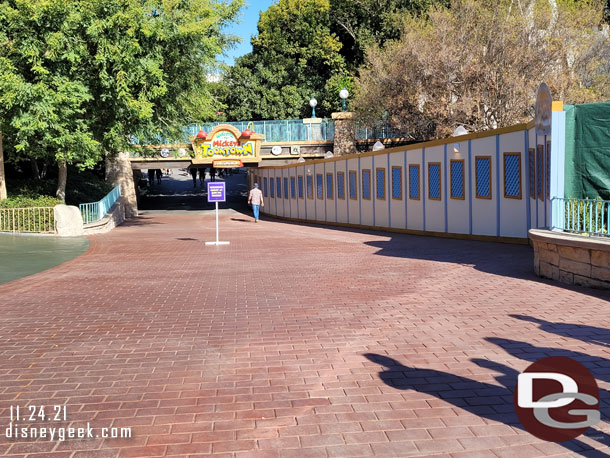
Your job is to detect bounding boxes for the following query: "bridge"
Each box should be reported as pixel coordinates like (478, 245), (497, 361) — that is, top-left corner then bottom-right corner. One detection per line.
(127, 117), (411, 170)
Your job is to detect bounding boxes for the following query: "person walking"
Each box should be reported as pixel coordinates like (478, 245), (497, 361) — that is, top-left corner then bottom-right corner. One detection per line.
(248, 183), (264, 223)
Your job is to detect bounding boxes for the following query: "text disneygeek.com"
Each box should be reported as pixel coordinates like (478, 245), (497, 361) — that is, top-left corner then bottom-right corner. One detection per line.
(5, 405), (132, 441)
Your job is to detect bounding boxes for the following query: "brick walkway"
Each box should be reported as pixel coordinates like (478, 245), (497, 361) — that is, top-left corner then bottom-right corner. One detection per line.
(1, 212), (609, 457)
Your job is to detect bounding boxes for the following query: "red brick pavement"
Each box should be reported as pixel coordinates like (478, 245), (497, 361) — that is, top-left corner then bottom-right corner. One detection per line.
(0, 211), (609, 457)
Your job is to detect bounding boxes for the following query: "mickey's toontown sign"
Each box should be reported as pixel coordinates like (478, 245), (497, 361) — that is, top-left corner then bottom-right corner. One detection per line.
(190, 123), (264, 166)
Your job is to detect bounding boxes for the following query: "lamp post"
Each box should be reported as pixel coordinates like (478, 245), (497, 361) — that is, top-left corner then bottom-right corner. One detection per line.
(339, 88), (349, 112)
(309, 98), (317, 118)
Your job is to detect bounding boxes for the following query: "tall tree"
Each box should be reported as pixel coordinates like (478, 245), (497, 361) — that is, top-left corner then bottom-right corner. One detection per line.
(354, 0), (610, 139)
(0, 0), (241, 201)
(330, 0), (448, 70)
(221, 0), (349, 120)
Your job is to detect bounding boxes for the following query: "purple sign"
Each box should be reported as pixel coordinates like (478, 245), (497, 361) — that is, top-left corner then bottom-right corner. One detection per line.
(207, 182), (226, 202)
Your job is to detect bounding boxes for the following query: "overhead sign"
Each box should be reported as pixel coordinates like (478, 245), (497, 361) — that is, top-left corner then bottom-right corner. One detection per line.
(191, 124), (264, 165)
(213, 159), (243, 168)
(207, 182), (226, 203)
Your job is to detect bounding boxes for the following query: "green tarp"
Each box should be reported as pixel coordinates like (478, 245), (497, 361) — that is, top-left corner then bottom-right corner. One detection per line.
(564, 101), (610, 199)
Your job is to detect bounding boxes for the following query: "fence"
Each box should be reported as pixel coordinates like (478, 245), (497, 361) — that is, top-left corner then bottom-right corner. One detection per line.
(0, 207), (56, 233)
(132, 118), (412, 145)
(254, 121), (545, 241)
(552, 197), (610, 237)
(80, 185), (121, 224)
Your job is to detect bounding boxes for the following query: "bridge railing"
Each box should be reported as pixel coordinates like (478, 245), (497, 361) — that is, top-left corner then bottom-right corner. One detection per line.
(132, 118), (410, 145)
(552, 197), (610, 237)
(186, 119), (335, 143)
(80, 185), (121, 225)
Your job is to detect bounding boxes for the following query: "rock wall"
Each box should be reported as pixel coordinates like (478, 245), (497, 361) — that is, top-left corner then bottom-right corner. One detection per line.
(331, 112), (356, 156)
(106, 151), (138, 218)
(54, 205), (84, 236)
(530, 229), (610, 288)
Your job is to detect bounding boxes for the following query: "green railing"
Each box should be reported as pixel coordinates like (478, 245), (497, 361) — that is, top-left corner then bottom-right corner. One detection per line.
(0, 207), (56, 233)
(79, 185), (121, 224)
(552, 197), (610, 237)
(133, 118), (409, 145)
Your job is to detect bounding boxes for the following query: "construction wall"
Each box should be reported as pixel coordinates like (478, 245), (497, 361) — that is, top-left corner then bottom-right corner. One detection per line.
(254, 121), (551, 241)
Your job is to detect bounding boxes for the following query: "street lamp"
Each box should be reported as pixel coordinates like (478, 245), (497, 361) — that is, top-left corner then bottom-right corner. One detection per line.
(309, 98), (317, 118)
(339, 88), (349, 112)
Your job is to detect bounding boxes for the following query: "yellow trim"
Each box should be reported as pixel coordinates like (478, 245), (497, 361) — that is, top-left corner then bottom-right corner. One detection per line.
(316, 174), (324, 200)
(306, 175), (314, 200)
(391, 166), (402, 200)
(552, 101), (564, 112)
(257, 121), (534, 171)
(337, 171), (346, 200)
(428, 162), (442, 201)
(376, 168), (386, 200)
(260, 214), (528, 245)
(408, 164), (420, 200)
(326, 173), (334, 200)
(362, 169), (372, 200)
(503, 152), (522, 200)
(450, 159), (465, 200)
(475, 156), (492, 200)
(298, 175), (304, 199)
(349, 170), (358, 200)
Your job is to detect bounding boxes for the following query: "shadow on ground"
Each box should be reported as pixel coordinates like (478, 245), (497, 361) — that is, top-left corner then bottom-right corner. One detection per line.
(365, 352), (610, 456)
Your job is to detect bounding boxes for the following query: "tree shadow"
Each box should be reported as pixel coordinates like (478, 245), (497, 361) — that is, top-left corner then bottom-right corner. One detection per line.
(362, 233), (610, 300)
(509, 315), (610, 348)
(484, 337), (610, 408)
(364, 353), (610, 455)
(120, 217), (164, 227)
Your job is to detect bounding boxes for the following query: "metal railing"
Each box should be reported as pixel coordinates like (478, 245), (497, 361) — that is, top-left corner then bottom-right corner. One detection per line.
(552, 197), (610, 237)
(79, 185), (121, 224)
(0, 207), (56, 233)
(188, 119), (335, 143)
(131, 118), (411, 145)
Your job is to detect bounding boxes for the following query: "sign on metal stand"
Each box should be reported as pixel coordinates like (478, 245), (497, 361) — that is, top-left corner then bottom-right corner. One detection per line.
(205, 182), (230, 246)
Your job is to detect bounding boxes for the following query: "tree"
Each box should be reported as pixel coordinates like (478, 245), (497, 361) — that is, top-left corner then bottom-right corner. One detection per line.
(0, 0), (241, 201)
(221, 0), (349, 120)
(353, 0), (610, 140)
(329, 0), (448, 70)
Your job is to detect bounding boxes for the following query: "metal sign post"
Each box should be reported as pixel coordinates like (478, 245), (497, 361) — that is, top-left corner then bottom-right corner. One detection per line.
(205, 182), (230, 246)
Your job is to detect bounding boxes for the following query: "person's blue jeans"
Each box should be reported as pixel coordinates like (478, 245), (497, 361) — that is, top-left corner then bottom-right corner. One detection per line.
(252, 204), (260, 221)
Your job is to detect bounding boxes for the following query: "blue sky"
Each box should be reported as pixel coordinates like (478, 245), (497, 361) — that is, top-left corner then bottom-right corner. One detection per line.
(221, 0), (276, 66)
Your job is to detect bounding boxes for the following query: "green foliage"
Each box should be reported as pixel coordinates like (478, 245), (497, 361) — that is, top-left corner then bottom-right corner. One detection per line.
(330, 0), (448, 70)
(218, 0), (446, 121)
(220, 0), (350, 120)
(0, 194), (61, 209)
(0, 0), (241, 196)
(564, 197), (610, 236)
(6, 170), (114, 206)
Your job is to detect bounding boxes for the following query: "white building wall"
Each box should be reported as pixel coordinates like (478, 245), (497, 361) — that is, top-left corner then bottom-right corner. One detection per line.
(446, 140), (470, 235)
(406, 148), (424, 231)
(258, 123), (538, 241)
(389, 151), (406, 229)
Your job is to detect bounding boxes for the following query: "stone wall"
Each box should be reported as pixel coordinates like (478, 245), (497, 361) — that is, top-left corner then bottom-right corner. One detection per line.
(106, 151), (138, 218)
(331, 112), (356, 156)
(529, 229), (610, 288)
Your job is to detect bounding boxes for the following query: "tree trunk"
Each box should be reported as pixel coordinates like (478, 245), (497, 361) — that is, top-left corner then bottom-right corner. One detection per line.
(56, 159), (67, 203)
(31, 158), (40, 179)
(0, 131), (7, 201)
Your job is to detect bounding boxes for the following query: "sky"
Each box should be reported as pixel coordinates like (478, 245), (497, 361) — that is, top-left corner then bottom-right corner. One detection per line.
(220, 0), (276, 66)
